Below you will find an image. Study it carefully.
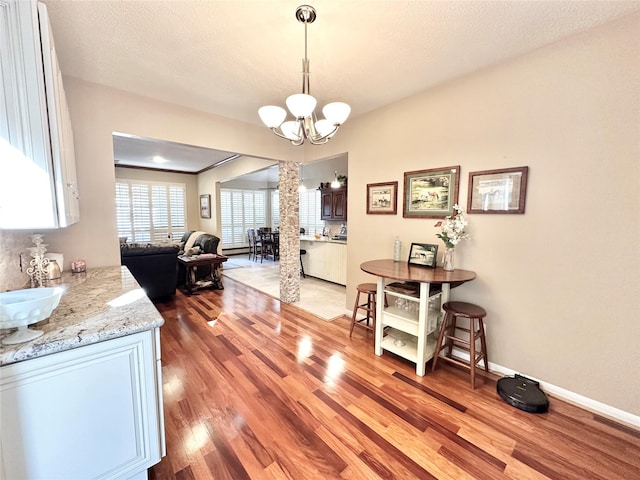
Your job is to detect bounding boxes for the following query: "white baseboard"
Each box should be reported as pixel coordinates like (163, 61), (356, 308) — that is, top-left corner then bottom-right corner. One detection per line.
(353, 318), (639, 430)
(448, 347), (640, 430)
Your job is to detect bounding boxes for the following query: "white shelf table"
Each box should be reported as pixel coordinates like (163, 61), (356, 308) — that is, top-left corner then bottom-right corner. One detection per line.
(360, 259), (476, 376)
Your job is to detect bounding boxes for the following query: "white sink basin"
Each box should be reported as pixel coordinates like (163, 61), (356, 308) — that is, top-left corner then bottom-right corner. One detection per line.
(0, 287), (65, 345)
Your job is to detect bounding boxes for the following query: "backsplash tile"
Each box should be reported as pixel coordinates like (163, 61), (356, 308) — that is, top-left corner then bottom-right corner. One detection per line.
(0, 230), (31, 291)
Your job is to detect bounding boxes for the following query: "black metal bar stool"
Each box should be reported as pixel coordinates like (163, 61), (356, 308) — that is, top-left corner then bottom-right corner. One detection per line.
(349, 283), (378, 337)
(300, 249), (306, 278)
(432, 301), (488, 389)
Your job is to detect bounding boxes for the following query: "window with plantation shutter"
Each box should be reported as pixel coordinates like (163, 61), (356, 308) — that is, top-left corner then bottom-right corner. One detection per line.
(115, 180), (186, 243)
(220, 188), (267, 248)
(299, 189), (323, 235)
(271, 190), (280, 228)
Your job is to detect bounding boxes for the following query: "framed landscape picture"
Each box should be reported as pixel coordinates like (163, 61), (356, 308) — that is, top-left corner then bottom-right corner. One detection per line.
(366, 181), (398, 214)
(200, 194), (211, 218)
(467, 166), (529, 214)
(403, 166), (460, 218)
(408, 243), (438, 268)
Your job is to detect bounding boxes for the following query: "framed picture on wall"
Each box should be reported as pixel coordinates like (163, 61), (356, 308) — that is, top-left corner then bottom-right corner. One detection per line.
(467, 166), (529, 214)
(403, 166), (460, 218)
(200, 194), (211, 218)
(408, 243), (438, 268)
(366, 181), (398, 214)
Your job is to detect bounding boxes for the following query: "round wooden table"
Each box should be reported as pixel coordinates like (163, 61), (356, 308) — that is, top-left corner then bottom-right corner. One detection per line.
(360, 259), (476, 376)
(360, 259), (476, 286)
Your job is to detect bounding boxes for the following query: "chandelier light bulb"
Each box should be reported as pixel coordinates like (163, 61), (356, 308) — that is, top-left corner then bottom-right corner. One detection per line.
(286, 93), (317, 118)
(281, 121), (301, 141)
(322, 102), (351, 125)
(258, 106), (287, 128)
(315, 119), (334, 137)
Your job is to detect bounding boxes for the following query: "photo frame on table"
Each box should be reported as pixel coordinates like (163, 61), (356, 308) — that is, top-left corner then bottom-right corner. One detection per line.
(403, 166), (460, 218)
(467, 166), (529, 214)
(366, 181), (398, 214)
(200, 194), (211, 218)
(408, 243), (439, 268)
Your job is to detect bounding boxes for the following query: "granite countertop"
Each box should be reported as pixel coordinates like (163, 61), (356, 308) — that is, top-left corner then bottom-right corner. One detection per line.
(300, 235), (347, 245)
(0, 266), (164, 366)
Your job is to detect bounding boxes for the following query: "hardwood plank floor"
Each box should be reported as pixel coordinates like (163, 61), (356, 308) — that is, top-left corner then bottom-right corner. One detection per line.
(149, 278), (640, 480)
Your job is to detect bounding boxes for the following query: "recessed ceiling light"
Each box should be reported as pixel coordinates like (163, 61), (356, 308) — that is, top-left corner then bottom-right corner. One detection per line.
(153, 155), (168, 164)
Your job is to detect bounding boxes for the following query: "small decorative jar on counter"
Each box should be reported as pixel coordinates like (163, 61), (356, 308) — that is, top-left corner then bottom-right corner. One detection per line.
(71, 260), (86, 273)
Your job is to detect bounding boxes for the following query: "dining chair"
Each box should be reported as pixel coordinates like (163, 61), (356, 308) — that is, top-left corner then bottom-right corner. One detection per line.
(260, 232), (275, 262)
(248, 229), (262, 262)
(247, 229), (255, 260)
(271, 232), (280, 260)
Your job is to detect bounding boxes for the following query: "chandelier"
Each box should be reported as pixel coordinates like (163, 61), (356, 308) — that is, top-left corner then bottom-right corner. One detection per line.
(258, 5), (351, 146)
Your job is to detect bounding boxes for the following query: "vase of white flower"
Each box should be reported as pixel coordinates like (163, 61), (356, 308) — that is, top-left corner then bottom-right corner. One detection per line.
(443, 247), (455, 271)
(435, 204), (469, 271)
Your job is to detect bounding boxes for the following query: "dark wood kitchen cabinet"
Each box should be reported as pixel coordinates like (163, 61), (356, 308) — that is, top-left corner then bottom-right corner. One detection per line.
(320, 186), (347, 221)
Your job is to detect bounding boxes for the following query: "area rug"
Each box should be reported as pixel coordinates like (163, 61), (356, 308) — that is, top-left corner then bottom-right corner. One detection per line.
(222, 262), (347, 321)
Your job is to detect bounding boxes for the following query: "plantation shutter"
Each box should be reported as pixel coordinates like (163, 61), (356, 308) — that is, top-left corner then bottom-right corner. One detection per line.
(271, 190), (280, 228)
(169, 185), (186, 240)
(115, 180), (186, 243)
(131, 183), (151, 242)
(115, 183), (132, 242)
(220, 188), (268, 248)
(220, 190), (233, 244)
(299, 189), (322, 235)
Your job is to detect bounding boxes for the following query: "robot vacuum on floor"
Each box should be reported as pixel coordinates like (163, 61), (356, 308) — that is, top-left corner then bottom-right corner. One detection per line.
(497, 374), (549, 413)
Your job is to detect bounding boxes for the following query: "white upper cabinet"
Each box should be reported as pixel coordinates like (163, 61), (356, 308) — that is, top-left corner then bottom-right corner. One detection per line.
(0, 0), (79, 229)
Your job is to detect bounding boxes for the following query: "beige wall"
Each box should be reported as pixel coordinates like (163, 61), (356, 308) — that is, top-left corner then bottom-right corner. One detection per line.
(308, 14), (640, 416)
(26, 79), (298, 271)
(1, 13), (638, 418)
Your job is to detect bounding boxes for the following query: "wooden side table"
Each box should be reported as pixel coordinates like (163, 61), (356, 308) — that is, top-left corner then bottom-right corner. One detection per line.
(178, 254), (228, 294)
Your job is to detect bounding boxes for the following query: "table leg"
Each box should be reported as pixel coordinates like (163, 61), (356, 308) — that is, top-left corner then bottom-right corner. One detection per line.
(441, 283), (450, 307)
(184, 265), (197, 294)
(374, 277), (384, 356)
(212, 264), (224, 290)
(415, 282), (431, 376)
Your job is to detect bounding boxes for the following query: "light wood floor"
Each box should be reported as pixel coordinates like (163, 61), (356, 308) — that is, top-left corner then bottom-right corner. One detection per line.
(149, 278), (640, 480)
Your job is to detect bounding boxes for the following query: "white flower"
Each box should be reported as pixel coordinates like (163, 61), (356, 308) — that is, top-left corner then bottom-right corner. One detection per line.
(435, 204), (470, 249)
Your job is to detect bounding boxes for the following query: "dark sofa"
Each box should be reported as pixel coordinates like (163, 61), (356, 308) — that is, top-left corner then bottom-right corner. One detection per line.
(120, 243), (180, 300)
(177, 231), (221, 285)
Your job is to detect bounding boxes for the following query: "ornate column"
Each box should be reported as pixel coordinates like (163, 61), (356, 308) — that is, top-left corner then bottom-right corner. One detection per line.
(278, 161), (301, 303)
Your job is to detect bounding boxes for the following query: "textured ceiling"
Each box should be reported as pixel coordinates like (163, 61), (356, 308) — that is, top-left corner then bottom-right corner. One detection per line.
(42, 0), (640, 171)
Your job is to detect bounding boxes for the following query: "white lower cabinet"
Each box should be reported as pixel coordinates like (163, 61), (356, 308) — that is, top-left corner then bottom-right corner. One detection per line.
(301, 241), (346, 285)
(0, 329), (164, 479)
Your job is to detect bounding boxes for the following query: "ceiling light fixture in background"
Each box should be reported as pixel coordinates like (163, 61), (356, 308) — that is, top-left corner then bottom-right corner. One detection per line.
(258, 5), (351, 146)
(331, 171), (340, 188)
